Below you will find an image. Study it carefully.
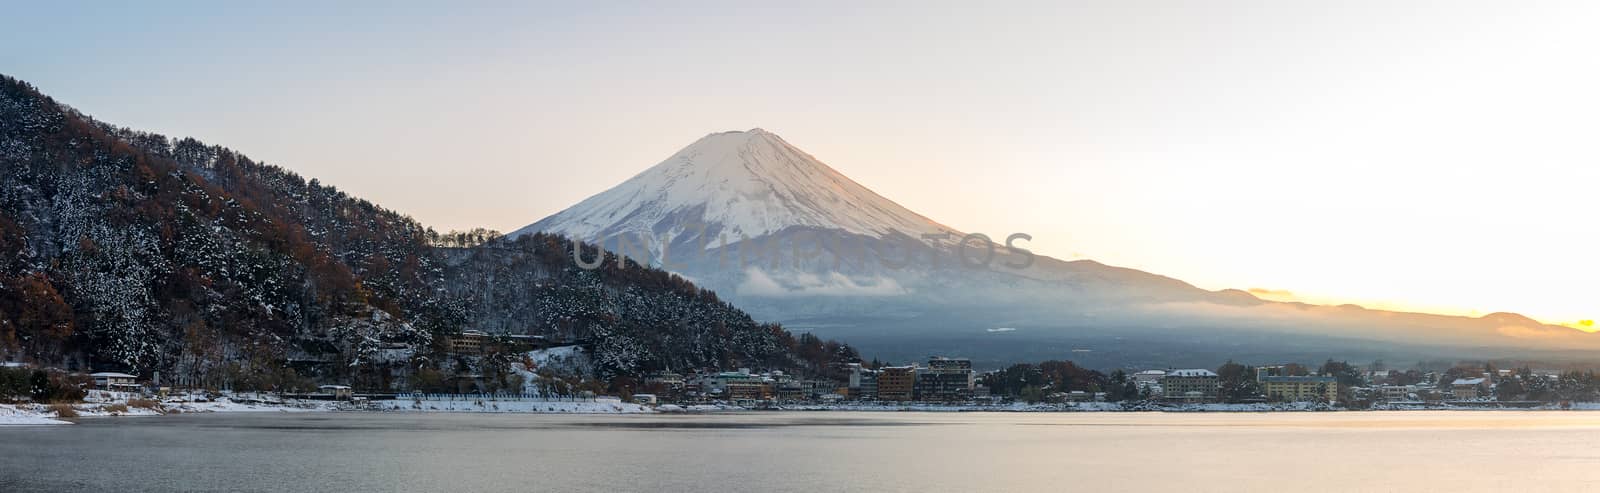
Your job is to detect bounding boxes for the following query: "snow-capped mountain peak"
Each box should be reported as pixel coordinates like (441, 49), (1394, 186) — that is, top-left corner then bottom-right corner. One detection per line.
(514, 128), (956, 243)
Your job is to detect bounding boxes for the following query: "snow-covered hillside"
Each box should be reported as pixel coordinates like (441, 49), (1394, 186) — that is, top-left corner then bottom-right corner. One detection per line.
(512, 129), (957, 247)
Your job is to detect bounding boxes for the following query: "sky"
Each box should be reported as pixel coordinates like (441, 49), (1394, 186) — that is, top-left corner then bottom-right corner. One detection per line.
(3, 1), (1594, 327)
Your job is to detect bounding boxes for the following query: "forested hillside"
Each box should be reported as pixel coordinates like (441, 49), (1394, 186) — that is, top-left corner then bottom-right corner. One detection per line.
(444, 233), (859, 379)
(0, 75), (855, 391)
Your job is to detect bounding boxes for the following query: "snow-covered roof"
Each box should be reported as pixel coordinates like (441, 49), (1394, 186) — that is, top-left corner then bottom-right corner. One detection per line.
(1259, 376), (1335, 383)
(1166, 369), (1217, 377)
(1451, 378), (1486, 386)
(90, 372), (136, 378)
(319, 385), (352, 390)
(1136, 370), (1167, 375)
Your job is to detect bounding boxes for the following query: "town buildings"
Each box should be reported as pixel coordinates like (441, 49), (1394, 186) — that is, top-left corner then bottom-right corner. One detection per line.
(447, 330), (488, 355)
(445, 331), (554, 356)
(1161, 369), (1219, 403)
(1260, 375), (1338, 403)
(842, 358), (976, 402)
(1381, 385), (1419, 402)
(1254, 365), (1289, 380)
(915, 357), (975, 402)
(846, 363), (878, 400)
(774, 373), (805, 401)
(645, 371), (684, 389)
(672, 368), (846, 403)
(1451, 378), (1487, 400)
(90, 372), (139, 391)
(697, 370), (764, 396)
(725, 380), (772, 401)
(877, 366), (917, 401)
(1132, 369), (1166, 397)
(318, 384), (353, 400)
(1058, 390), (1104, 403)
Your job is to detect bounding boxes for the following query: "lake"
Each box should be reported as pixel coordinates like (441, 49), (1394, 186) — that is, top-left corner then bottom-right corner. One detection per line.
(3, 411), (1599, 492)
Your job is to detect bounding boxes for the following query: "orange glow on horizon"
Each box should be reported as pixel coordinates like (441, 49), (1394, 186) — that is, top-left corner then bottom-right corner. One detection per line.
(1245, 287), (1593, 333)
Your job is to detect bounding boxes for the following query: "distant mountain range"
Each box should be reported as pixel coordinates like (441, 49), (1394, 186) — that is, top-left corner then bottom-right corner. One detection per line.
(512, 128), (1599, 368)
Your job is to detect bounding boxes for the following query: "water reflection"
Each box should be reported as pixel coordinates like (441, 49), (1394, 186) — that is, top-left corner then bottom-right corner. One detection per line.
(3, 411), (1600, 492)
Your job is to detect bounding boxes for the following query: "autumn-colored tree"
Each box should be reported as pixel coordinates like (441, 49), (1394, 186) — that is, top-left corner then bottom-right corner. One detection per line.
(0, 273), (75, 351)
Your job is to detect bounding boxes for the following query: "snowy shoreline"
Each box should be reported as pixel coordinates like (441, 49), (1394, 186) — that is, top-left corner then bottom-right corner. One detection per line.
(0, 391), (653, 425)
(12, 397), (1600, 426)
(0, 394), (339, 426)
(366, 396), (651, 414)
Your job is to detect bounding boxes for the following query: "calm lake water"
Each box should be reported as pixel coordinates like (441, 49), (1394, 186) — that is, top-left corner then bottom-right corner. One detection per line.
(3, 411), (1600, 492)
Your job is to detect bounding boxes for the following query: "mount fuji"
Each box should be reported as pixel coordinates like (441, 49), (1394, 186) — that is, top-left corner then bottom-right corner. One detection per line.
(512, 129), (1597, 368)
(521, 128), (955, 244)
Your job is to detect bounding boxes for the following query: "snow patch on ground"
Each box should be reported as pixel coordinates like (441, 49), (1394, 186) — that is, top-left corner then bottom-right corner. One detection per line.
(368, 397), (650, 414)
(0, 404), (71, 425)
(657, 403), (747, 413)
(165, 398), (336, 414)
(1, 391), (340, 425)
(511, 345), (595, 394)
(70, 405), (163, 417)
(525, 346), (591, 375)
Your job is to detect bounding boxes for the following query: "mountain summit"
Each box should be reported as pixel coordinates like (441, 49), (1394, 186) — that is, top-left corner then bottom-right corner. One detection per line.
(513, 129), (955, 245)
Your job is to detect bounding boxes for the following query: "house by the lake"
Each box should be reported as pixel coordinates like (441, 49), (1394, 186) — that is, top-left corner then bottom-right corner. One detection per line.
(90, 372), (139, 392)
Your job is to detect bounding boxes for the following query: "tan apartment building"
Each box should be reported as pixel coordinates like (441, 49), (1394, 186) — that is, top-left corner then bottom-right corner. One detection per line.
(1260, 376), (1338, 403)
(1161, 369), (1219, 403)
(877, 366), (916, 401)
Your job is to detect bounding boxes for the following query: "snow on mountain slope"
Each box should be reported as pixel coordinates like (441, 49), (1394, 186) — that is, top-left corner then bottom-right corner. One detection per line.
(506, 127), (1600, 358)
(512, 129), (957, 244)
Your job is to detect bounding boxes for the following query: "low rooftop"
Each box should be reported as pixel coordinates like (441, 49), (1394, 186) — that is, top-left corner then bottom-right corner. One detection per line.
(1259, 376), (1335, 383)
